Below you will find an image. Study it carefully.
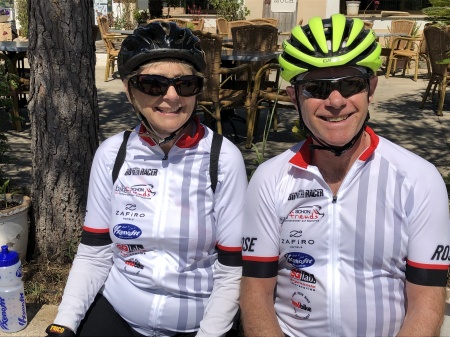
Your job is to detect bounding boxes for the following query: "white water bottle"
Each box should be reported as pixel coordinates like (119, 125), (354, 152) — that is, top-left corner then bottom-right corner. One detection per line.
(0, 245), (27, 333)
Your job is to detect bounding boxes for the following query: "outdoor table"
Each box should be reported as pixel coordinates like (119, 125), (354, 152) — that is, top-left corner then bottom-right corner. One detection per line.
(109, 29), (134, 35)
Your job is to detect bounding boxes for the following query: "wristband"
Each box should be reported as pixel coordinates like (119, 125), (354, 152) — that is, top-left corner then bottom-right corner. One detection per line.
(46, 324), (76, 337)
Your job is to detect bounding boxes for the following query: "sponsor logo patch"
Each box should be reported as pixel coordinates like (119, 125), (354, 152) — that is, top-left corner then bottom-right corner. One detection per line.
(291, 291), (311, 319)
(288, 189), (324, 201)
(280, 205), (324, 223)
(116, 244), (146, 257)
(115, 183), (156, 199)
(125, 167), (158, 176)
(113, 224), (142, 239)
(284, 252), (315, 268)
(290, 268), (317, 291)
(431, 245), (450, 260)
(116, 204), (146, 220)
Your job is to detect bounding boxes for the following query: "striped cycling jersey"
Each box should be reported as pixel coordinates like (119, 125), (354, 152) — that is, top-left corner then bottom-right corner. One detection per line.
(78, 120), (247, 336)
(242, 126), (450, 337)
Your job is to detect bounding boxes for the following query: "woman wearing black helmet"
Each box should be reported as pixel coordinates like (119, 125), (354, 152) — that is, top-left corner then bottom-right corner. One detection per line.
(45, 22), (247, 337)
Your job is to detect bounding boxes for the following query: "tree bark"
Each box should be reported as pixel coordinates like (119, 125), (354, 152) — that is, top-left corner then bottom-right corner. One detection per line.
(28, 0), (99, 262)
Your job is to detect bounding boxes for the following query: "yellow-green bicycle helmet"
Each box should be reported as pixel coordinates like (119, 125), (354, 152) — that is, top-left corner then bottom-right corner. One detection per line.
(279, 14), (381, 82)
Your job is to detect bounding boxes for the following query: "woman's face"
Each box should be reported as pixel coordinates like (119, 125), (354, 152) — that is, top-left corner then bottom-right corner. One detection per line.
(125, 62), (198, 138)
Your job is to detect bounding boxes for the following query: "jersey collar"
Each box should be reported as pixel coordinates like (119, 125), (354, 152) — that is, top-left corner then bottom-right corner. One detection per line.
(138, 116), (205, 148)
(289, 126), (379, 168)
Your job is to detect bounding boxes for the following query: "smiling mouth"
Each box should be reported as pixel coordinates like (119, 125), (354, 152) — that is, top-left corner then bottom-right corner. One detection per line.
(156, 107), (182, 113)
(322, 115), (350, 122)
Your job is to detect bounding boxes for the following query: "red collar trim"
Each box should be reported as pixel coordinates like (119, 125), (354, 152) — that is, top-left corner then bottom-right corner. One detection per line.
(289, 126), (379, 168)
(138, 116), (205, 148)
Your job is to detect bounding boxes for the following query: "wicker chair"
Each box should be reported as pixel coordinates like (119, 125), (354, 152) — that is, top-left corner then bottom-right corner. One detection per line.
(231, 24), (279, 80)
(226, 20), (254, 38)
(97, 16), (126, 81)
(192, 18), (205, 31)
(192, 30), (252, 135)
(419, 26), (450, 116)
(216, 18), (228, 37)
(245, 63), (293, 149)
(249, 18), (278, 27)
(385, 35), (423, 81)
(381, 20), (415, 63)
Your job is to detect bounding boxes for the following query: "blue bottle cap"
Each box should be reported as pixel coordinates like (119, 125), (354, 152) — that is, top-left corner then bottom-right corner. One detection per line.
(0, 245), (19, 267)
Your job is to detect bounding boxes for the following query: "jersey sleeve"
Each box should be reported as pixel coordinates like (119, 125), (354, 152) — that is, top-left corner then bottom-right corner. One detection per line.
(82, 132), (126, 246)
(405, 166), (450, 286)
(241, 159), (282, 278)
(213, 137), (248, 267)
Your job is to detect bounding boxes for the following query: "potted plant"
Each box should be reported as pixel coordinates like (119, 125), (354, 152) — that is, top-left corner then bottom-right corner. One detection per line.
(0, 60), (31, 262)
(0, 8), (10, 23)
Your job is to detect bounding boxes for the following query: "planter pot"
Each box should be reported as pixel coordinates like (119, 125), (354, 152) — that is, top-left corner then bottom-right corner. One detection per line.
(0, 194), (31, 262)
(346, 1), (360, 16)
(0, 15), (9, 23)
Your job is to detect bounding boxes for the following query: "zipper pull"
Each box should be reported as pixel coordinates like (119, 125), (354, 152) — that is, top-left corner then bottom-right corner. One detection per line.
(332, 195), (337, 203)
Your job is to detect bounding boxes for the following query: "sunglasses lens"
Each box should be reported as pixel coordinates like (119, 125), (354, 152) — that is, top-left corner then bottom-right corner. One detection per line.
(131, 75), (203, 97)
(300, 77), (368, 99)
(136, 76), (168, 96)
(175, 76), (203, 96)
(339, 78), (367, 97)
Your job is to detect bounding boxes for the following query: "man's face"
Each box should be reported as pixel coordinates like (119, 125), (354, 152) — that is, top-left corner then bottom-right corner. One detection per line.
(286, 66), (378, 148)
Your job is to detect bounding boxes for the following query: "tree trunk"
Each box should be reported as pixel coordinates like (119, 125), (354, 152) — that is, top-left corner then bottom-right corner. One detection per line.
(28, 0), (99, 263)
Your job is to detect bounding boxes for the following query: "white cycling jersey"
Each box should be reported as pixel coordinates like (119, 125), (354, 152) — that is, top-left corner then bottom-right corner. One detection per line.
(242, 126), (450, 337)
(54, 119), (247, 336)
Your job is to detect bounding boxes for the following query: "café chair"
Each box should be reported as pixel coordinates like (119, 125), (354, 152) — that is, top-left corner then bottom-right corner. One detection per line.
(97, 16), (126, 81)
(249, 18), (278, 27)
(192, 30), (252, 135)
(192, 18), (205, 31)
(231, 24), (279, 80)
(381, 19), (415, 63)
(419, 25), (450, 116)
(385, 35), (423, 81)
(226, 20), (254, 38)
(245, 63), (293, 149)
(216, 17), (228, 38)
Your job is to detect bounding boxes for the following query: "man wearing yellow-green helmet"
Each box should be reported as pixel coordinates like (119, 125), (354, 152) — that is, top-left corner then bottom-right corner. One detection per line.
(240, 14), (449, 337)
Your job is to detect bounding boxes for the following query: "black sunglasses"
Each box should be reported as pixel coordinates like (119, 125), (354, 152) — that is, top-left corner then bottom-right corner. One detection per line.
(294, 75), (371, 100)
(129, 74), (204, 97)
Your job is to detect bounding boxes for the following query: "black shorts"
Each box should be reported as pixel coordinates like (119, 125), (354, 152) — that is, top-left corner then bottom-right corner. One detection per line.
(76, 294), (198, 337)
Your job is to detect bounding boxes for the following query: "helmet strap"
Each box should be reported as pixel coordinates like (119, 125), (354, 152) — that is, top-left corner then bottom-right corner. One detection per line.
(308, 119), (367, 157)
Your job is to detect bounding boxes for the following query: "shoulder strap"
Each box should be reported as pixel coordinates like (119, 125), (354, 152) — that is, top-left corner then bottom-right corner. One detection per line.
(112, 130), (132, 184)
(210, 132), (223, 193)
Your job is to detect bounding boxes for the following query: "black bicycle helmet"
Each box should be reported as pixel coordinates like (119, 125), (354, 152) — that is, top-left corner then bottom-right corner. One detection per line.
(279, 14), (381, 82)
(118, 21), (206, 80)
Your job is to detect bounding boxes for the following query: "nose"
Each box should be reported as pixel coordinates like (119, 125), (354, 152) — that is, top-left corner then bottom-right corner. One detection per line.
(324, 89), (347, 109)
(164, 84), (179, 99)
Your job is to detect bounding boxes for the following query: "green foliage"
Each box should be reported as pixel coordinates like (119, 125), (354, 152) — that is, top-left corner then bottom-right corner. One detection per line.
(208, 0), (250, 21)
(0, 60), (17, 189)
(422, 0), (450, 25)
(15, 0), (28, 38)
(133, 9), (150, 23)
(291, 120), (308, 141)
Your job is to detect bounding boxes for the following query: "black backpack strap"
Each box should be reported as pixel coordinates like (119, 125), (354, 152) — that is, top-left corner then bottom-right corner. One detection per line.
(210, 132), (223, 193)
(112, 130), (132, 184)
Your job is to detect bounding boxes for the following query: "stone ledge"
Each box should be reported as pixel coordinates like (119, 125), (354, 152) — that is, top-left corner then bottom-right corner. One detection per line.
(0, 304), (57, 337)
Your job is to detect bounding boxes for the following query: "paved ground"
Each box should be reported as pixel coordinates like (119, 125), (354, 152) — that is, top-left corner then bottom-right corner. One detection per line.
(1, 53), (450, 336)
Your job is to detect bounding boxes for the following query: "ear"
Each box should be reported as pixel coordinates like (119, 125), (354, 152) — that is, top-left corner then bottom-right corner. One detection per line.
(286, 86), (300, 111)
(368, 76), (378, 103)
(123, 79), (132, 102)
